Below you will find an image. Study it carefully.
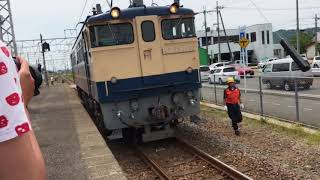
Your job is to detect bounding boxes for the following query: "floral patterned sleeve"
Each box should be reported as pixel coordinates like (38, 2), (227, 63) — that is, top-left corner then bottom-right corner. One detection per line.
(0, 41), (31, 142)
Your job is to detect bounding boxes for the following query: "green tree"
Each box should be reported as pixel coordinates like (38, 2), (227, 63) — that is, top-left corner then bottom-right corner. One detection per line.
(290, 32), (313, 53)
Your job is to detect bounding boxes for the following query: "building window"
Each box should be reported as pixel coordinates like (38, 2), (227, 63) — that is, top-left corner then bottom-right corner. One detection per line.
(213, 35), (239, 44)
(250, 32), (256, 42)
(267, 30), (270, 44)
(262, 31), (265, 44)
(141, 21), (155, 42)
(201, 37), (212, 46)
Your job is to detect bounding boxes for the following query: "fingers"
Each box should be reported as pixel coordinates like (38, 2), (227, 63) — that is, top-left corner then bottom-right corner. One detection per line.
(15, 56), (29, 73)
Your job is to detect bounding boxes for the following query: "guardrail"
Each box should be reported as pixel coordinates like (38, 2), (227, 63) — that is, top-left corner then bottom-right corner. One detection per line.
(200, 75), (320, 128)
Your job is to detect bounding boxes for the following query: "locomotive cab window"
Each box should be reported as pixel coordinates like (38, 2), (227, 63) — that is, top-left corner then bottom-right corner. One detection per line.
(90, 23), (134, 47)
(141, 21), (155, 42)
(162, 17), (196, 40)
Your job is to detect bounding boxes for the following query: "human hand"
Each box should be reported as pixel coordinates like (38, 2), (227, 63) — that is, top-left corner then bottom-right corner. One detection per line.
(224, 106), (228, 111)
(240, 103), (244, 109)
(16, 56), (35, 106)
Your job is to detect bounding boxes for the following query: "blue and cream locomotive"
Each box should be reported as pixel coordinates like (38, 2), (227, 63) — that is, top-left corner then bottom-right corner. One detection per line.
(71, 1), (201, 142)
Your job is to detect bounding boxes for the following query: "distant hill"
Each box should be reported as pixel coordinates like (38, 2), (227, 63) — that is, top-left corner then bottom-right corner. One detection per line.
(273, 28), (315, 44)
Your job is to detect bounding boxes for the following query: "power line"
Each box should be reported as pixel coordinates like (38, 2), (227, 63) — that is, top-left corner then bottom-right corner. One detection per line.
(77, 0), (90, 25)
(225, 6), (320, 11)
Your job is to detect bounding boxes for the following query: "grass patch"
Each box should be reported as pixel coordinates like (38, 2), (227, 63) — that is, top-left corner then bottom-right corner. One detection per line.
(201, 105), (320, 145)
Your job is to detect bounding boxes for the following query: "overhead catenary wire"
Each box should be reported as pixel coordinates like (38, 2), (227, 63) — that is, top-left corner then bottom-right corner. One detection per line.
(225, 6), (320, 11)
(77, 0), (90, 25)
(246, 0), (284, 39)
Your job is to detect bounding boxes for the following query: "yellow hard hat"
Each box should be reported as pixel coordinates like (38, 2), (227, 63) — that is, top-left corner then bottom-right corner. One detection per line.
(227, 77), (235, 84)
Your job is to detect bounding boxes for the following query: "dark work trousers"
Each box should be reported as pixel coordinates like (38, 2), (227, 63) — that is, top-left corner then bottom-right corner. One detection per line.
(226, 103), (243, 131)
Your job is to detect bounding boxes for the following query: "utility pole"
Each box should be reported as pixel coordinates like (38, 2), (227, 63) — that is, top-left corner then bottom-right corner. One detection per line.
(216, 1), (221, 62)
(219, 10), (233, 61)
(0, 0), (17, 56)
(296, 0), (300, 54)
(315, 14), (320, 56)
(216, 1), (224, 62)
(201, 7), (215, 64)
(40, 34), (49, 86)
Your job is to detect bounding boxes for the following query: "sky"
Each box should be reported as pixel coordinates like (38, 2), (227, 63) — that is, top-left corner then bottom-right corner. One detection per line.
(11, 0), (320, 40)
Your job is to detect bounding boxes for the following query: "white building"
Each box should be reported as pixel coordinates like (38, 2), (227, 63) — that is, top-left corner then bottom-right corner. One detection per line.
(197, 23), (284, 64)
(305, 32), (320, 59)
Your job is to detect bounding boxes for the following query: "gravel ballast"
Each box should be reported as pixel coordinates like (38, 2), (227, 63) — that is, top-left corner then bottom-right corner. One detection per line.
(177, 106), (320, 179)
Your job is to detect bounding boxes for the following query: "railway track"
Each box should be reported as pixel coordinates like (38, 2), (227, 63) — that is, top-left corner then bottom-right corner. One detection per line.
(133, 138), (253, 180)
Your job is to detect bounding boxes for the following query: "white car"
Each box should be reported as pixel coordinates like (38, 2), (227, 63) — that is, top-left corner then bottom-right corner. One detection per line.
(208, 66), (241, 85)
(311, 61), (320, 77)
(312, 67), (320, 77)
(200, 65), (210, 82)
(258, 58), (278, 69)
(312, 56), (320, 68)
(209, 62), (231, 70)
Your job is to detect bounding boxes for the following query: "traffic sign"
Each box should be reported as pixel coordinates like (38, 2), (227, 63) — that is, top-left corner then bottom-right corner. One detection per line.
(239, 38), (250, 48)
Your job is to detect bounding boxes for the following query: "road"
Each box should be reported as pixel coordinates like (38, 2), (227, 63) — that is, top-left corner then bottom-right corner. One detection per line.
(204, 76), (320, 95)
(201, 77), (320, 128)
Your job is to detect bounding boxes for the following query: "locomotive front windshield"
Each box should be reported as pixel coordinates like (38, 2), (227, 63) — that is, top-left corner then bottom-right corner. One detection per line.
(90, 23), (134, 48)
(162, 17), (196, 40)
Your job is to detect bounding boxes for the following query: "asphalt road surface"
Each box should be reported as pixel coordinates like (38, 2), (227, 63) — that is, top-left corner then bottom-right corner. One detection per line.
(201, 77), (320, 128)
(203, 76), (320, 95)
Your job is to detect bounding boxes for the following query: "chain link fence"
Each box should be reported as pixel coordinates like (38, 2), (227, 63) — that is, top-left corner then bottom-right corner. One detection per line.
(200, 75), (320, 128)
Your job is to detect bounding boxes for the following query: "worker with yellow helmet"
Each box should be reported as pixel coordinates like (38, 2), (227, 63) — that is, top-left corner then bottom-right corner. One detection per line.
(224, 77), (244, 136)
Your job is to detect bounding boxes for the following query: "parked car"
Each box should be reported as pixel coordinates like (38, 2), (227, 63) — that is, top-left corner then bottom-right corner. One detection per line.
(208, 66), (240, 85)
(261, 58), (313, 91)
(311, 67), (320, 77)
(232, 64), (255, 78)
(312, 56), (320, 68)
(200, 65), (210, 82)
(258, 58), (278, 69)
(209, 61), (231, 70)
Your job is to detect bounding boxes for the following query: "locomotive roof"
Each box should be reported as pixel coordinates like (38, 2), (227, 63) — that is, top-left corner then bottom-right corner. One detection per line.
(87, 6), (194, 24)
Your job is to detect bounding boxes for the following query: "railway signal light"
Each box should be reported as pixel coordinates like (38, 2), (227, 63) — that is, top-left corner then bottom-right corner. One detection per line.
(42, 42), (50, 52)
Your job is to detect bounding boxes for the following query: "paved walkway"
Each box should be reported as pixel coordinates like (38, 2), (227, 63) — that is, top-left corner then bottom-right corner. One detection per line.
(28, 84), (127, 180)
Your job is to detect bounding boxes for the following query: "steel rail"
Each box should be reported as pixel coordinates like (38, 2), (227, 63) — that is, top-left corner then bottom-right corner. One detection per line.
(133, 145), (171, 180)
(177, 138), (253, 180)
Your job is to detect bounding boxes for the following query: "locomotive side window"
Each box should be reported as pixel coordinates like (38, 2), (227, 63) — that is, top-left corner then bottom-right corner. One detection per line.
(161, 17), (196, 40)
(141, 21), (155, 42)
(90, 23), (134, 47)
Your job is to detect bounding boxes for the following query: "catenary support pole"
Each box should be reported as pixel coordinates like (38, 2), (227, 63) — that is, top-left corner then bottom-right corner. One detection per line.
(296, 0), (300, 54)
(40, 34), (49, 86)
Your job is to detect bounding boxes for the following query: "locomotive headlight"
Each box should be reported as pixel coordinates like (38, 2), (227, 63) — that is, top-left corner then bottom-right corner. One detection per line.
(169, 3), (179, 14)
(110, 7), (121, 19)
(189, 99), (196, 106)
(111, 77), (118, 84)
(186, 67), (193, 74)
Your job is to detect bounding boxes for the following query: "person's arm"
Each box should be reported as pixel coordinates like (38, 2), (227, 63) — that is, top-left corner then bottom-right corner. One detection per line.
(0, 48), (47, 180)
(223, 89), (227, 105)
(239, 88), (242, 104)
(238, 88), (244, 109)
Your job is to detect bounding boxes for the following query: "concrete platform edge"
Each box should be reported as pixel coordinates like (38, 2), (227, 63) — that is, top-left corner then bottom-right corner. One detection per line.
(66, 87), (128, 180)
